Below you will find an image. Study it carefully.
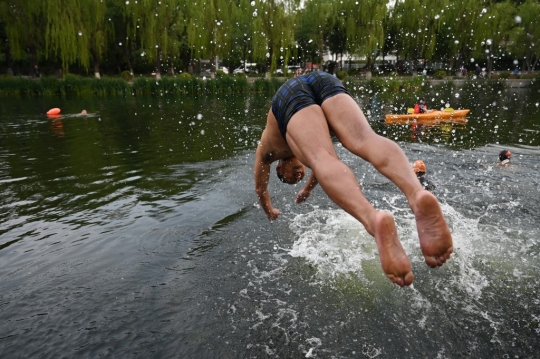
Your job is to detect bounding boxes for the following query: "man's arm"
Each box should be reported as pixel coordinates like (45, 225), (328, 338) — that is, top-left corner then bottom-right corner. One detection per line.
(254, 145), (280, 220)
(296, 170), (318, 203)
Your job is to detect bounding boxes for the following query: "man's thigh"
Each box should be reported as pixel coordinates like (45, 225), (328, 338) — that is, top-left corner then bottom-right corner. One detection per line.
(285, 105), (337, 167)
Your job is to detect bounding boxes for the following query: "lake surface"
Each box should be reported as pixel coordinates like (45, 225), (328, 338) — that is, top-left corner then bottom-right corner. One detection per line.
(1, 81), (540, 358)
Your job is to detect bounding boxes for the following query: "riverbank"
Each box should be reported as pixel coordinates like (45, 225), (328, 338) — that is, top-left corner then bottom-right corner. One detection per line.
(0, 74), (537, 96)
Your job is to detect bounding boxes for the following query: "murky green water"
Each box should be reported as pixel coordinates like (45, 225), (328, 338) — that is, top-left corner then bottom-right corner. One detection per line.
(1, 82), (540, 358)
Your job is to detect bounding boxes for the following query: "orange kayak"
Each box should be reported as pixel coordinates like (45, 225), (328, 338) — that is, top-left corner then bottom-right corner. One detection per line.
(385, 109), (470, 122)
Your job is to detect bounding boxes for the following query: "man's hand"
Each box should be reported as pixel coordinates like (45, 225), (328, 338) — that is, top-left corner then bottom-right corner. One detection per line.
(295, 188), (312, 204)
(267, 207), (281, 221)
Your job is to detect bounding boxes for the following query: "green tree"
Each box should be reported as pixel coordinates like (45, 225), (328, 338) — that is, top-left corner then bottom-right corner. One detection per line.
(473, 0), (516, 77)
(251, 0), (297, 75)
(335, 0), (386, 69)
(296, 0), (332, 70)
(43, 0), (110, 76)
(123, 0), (181, 79)
(509, 0), (540, 72)
(389, 0), (444, 73)
(0, 0), (45, 72)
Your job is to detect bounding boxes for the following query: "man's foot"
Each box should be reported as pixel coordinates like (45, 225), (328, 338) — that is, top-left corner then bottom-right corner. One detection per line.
(412, 190), (453, 267)
(373, 211), (414, 287)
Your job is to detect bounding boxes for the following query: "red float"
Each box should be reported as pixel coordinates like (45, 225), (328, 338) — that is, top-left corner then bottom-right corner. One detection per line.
(46, 108), (61, 115)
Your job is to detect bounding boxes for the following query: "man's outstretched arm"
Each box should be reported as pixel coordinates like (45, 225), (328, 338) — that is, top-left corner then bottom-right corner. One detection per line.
(296, 170), (318, 203)
(254, 147), (280, 220)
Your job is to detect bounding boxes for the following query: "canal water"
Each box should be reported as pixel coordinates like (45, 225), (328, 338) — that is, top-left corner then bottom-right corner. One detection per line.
(1, 81), (539, 358)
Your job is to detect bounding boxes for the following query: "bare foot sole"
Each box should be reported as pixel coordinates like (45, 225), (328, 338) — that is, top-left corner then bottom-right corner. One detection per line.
(413, 190), (453, 267)
(373, 211), (414, 287)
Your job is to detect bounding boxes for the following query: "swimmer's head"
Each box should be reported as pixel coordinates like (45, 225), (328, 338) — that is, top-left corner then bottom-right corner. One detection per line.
(499, 150), (511, 162)
(413, 160), (426, 175)
(276, 156), (306, 184)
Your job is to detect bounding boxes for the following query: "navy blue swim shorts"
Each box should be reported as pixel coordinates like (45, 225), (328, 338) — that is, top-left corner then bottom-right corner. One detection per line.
(271, 71), (351, 139)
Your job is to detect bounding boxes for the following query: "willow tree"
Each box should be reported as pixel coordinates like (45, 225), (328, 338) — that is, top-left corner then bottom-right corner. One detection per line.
(434, 0), (486, 72)
(0, 0), (45, 71)
(389, 0), (445, 72)
(179, 0), (239, 76)
(228, 0), (258, 69)
(43, 0), (110, 76)
(333, 0), (386, 70)
(509, 0), (540, 72)
(123, 0), (182, 79)
(295, 0), (333, 70)
(251, 0), (298, 75)
(473, 1), (516, 77)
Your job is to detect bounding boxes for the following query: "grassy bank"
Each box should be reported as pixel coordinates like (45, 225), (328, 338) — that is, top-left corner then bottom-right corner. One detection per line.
(0, 74), (252, 96)
(1, 73), (536, 97)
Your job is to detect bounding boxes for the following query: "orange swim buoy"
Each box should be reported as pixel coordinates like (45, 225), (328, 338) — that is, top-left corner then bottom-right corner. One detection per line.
(47, 108), (61, 115)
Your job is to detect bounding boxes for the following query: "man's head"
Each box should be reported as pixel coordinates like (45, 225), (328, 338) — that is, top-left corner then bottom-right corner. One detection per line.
(499, 149), (511, 162)
(276, 156), (306, 184)
(413, 160), (426, 177)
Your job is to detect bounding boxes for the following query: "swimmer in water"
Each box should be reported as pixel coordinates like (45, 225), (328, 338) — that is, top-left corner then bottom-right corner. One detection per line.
(254, 71), (453, 287)
(413, 160), (436, 191)
(499, 150), (511, 166)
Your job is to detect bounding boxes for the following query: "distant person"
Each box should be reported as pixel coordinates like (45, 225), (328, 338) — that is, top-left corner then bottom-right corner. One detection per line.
(410, 120), (424, 142)
(254, 71), (453, 287)
(499, 150), (511, 166)
(413, 160), (436, 191)
(34, 65), (40, 78)
(475, 64), (481, 77)
(414, 97), (428, 114)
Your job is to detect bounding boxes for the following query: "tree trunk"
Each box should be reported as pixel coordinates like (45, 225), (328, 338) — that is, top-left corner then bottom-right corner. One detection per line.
(125, 46), (134, 75)
(486, 43), (493, 79)
(90, 49), (101, 78)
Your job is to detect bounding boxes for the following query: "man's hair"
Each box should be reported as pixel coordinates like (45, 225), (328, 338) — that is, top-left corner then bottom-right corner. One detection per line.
(499, 150), (511, 161)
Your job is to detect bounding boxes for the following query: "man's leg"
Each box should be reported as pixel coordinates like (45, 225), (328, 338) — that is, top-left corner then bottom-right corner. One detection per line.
(285, 105), (414, 286)
(320, 94), (453, 267)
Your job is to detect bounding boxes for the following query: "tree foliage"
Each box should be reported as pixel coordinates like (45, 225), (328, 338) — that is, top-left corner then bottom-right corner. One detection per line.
(0, 0), (539, 77)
